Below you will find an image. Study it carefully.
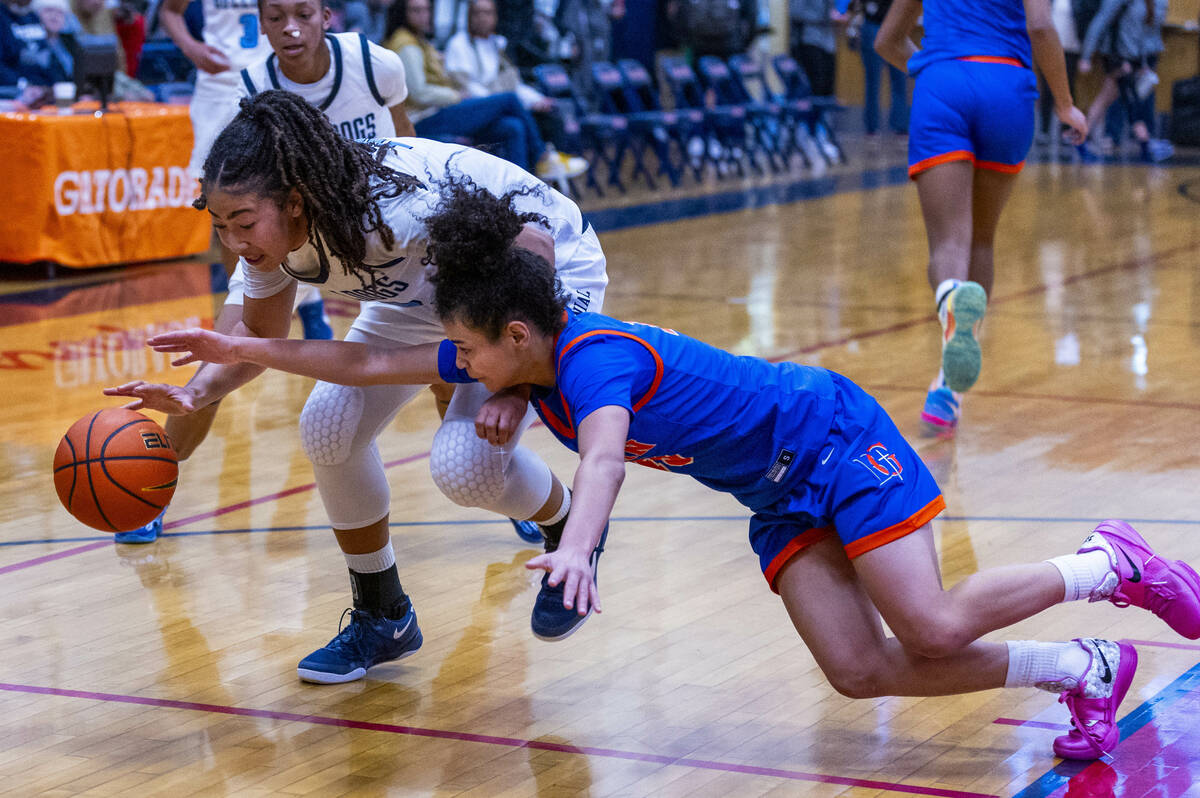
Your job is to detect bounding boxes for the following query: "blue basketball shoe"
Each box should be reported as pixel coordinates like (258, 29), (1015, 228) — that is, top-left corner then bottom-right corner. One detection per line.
(531, 523), (608, 641)
(510, 518), (544, 543)
(939, 281), (987, 393)
(297, 299), (334, 340)
(920, 384), (961, 437)
(114, 509), (164, 544)
(297, 605), (423, 684)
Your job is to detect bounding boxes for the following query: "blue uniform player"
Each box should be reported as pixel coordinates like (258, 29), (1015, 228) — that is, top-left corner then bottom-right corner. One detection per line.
(137, 181), (1200, 764)
(875, 0), (1088, 434)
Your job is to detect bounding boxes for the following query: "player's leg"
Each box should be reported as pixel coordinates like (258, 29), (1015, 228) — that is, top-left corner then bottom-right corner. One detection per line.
(774, 535), (1136, 759)
(296, 324), (429, 684)
(293, 282), (333, 340)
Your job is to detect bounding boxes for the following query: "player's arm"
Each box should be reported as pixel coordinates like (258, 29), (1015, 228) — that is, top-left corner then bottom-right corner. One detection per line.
(144, 326), (446, 386)
(1025, 0), (1088, 141)
(159, 0), (232, 74)
(389, 104), (416, 137)
(874, 0), (920, 71)
(514, 224), (555, 266)
(525, 404), (629, 616)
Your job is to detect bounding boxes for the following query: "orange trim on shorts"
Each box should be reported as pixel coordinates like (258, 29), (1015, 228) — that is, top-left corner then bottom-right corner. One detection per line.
(957, 56), (1025, 68)
(975, 158), (1025, 174)
(764, 526), (835, 593)
(844, 495), (947, 560)
(908, 150), (975, 179)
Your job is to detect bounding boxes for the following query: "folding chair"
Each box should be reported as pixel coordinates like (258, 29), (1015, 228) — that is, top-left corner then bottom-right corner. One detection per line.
(590, 61), (683, 188)
(771, 53), (847, 164)
(696, 55), (787, 173)
(659, 55), (755, 178)
(533, 63), (631, 195)
(616, 58), (708, 182)
(727, 53), (818, 168)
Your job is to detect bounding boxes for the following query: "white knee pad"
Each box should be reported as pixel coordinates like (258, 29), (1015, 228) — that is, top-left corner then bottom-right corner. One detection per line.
(429, 420), (553, 518)
(429, 419), (507, 507)
(299, 381), (366, 467)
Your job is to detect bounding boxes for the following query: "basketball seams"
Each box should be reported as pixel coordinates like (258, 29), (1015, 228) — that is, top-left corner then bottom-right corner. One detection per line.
(54, 456), (179, 472)
(60, 432), (79, 510)
(100, 417), (174, 513)
(83, 411), (118, 532)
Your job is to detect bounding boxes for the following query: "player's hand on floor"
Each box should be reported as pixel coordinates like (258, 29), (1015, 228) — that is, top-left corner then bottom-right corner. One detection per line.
(475, 388), (529, 446)
(103, 381), (199, 414)
(525, 548), (602, 616)
(146, 328), (238, 366)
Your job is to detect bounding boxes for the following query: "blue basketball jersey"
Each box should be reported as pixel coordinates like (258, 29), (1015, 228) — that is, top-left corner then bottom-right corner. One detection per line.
(528, 312), (841, 509)
(908, 0), (1032, 75)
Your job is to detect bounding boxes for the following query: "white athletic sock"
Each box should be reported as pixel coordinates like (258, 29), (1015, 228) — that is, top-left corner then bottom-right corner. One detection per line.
(344, 540), (396, 574)
(539, 488), (571, 527)
(935, 278), (962, 315)
(1045, 549), (1115, 602)
(1005, 640), (1091, 692)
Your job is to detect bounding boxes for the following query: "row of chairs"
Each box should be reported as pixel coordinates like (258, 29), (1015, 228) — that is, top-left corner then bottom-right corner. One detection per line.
(532, 54), (845, 195)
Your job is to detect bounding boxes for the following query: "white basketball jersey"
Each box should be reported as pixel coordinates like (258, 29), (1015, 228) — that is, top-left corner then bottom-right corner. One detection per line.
(240, 33), (407, 141)
(241, 138), (608, 330)
(201, 0), (272, 71)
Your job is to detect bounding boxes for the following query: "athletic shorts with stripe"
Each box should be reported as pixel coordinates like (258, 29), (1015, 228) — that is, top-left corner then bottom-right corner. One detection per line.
(907, 58), (1038, 179)
(749, 374), (945, 592)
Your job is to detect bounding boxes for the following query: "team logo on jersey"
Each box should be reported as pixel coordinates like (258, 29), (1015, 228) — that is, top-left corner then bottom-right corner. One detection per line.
(624, 439), (694, 471)
(852, 442), (904, 485)
(338, 114), (377, 141)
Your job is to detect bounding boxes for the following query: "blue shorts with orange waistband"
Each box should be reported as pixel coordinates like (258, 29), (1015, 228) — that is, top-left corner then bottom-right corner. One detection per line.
(907, 57), (1038, 180)
(749, 373), (944, 593)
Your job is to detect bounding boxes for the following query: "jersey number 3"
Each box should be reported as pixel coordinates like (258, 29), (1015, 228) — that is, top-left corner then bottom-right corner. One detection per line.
(238, 14), (259, 49)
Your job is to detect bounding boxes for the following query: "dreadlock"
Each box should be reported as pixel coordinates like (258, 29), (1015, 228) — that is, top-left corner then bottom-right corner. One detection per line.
(425, 172), (566, 340)
(194, 89), (421, 285)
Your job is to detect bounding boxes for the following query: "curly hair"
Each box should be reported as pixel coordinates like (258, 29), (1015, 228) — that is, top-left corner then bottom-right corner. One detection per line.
(425, 172), (567, 340)
(194, 90), (422, 287)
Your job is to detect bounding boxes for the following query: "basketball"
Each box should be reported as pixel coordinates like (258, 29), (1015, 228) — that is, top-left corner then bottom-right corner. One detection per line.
(53, 408), (178, 532)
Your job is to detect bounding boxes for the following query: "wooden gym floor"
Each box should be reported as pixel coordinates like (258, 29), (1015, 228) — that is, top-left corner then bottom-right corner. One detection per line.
(2, 144), (1200, 797)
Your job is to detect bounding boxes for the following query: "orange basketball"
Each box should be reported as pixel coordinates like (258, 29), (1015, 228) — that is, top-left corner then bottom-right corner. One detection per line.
(53, 408), (178, 532)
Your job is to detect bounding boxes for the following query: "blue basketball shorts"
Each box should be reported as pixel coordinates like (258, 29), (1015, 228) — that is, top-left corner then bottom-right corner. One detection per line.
(907, 57), (1038, 179)
(749, 374), (944, 593)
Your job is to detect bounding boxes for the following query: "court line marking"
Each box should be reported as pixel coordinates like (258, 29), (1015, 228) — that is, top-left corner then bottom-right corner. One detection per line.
(1010, 661), (1200, 798)
(3, 515), (1197, 550)
(0, 681), (997, 798)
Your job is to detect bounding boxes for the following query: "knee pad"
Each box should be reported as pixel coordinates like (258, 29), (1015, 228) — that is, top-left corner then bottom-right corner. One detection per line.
(429, 420), (507, 507)
(299, 382), (366, 467)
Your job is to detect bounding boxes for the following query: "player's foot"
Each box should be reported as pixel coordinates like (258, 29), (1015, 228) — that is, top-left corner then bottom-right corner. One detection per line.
(510, 518), (544, 544)
(297, 299), (334, 341)
(1139, 138), (1174, 164)
(297, 604), (423, 684)
(114, 510), (164, 544)
(1052, 638), (1136, 760)
(939, 281), (987, 393)
(920, 384), (961, 436)
(531, 522), (607, 641)
(1078, 520), (1200, 639)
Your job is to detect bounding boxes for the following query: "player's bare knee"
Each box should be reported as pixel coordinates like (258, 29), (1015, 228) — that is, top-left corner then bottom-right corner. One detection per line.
(429, 420), (505, 507)
(822, 660), (890, 699)
(893, 614), (973, 660)
(299, 382), (366, 467)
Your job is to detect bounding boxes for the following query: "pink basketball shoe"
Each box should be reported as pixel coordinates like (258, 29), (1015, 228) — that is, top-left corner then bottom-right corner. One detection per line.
(1078, 520), (1200, 639)
(1053, 638), (1137, 760)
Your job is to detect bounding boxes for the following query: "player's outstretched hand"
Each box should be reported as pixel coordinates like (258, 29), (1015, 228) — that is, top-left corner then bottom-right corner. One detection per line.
(525, 548), (602, 616)
(475, 387), (530, 447)
(146, 328), (239, 366)
(103, 381), (200, 414)
(1056, 103), (1088, 145)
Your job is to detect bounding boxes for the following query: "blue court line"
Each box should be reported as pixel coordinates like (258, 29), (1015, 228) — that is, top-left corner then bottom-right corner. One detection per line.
(1011, 661), (1200, 798)
(7, 514), (1197, 548)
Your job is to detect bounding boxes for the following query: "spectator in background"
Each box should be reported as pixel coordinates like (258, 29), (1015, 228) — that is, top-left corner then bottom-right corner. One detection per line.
(1, 0), (56, 94)
(444, 0), (548, 110)
(555, 0), (622, 98)
(839, 0), (907, 136)
(496, 0), (563, 70)
(1078, 0), (1171, 162)
(789, 0), (838, 97)
(384, 0), (586, 178)
(1037, 0), (1080, 143)
(33, 0), (74, 82)
(72, 0), (145, 77)
(342, 0), (392, 41)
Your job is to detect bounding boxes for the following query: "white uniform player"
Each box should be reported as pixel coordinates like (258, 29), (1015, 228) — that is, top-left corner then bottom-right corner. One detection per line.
(189, 0), (274, 177)
(239, 138), (607, 532)
(225, 32), (409, 306)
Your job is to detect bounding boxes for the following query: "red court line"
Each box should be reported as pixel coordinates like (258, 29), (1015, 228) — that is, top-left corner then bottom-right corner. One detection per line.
(0, 682), (997, 798)
(0, 541), (110, 576)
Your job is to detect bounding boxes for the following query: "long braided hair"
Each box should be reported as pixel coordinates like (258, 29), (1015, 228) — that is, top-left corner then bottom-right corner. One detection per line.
(194, 89), (422, 285)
